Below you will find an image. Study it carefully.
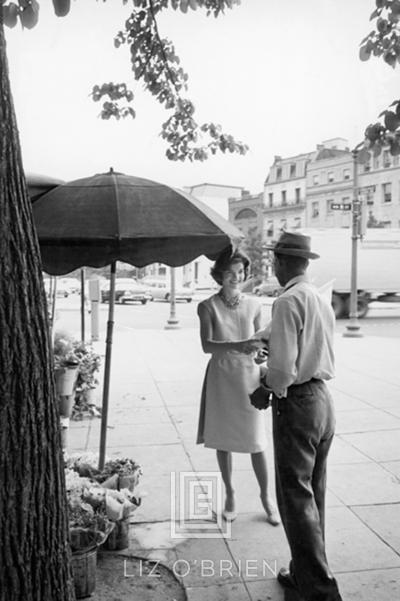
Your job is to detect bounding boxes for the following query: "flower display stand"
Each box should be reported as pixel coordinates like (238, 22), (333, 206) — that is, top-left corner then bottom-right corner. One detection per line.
(71, 547), (97, 599)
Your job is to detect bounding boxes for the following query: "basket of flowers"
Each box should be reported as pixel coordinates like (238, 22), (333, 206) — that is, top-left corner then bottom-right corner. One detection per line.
(65, 469), (114, 598)
(66, 453), (143, 551)
(67, 452), (143, 494)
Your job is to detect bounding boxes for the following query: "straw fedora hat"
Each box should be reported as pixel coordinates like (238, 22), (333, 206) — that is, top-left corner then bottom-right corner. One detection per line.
(265, 232), (320, 260)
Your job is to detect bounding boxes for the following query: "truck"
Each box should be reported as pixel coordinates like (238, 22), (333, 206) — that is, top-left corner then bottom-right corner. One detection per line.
(299, 228), (400, 318)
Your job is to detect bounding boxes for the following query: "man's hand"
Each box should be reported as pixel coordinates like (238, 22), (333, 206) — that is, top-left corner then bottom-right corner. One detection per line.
(249, 382), (273, 410)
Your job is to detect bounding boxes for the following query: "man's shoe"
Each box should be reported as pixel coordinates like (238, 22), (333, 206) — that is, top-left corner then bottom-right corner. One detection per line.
(277, 567), (297, 590)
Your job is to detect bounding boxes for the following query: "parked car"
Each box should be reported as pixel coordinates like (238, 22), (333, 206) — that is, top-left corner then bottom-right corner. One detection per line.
(142, 278), (194, 302)
(101, 279), (151, 304)
(253, 276), (283, 297)
(43, 277), (79, 298)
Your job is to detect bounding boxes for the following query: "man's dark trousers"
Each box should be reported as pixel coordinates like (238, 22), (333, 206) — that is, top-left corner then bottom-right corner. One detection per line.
(272, 379), (343, 601)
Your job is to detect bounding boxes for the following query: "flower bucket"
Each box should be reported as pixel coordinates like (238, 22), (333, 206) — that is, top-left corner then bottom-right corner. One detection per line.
(119, 473), (140, 492)
(102, 517), (130, 551)
(59, 394), (75, 418)
(60, 427), (68, 449)
(55, 366), (79, 396)
(71, 547), (97, 599)
(84, 387), (97, 404)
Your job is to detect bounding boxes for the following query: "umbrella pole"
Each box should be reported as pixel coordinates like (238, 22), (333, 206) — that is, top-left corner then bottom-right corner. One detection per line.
(98, 261), (116, 470)
(80, 268), (85, 342)
(50, 277), (57, 345)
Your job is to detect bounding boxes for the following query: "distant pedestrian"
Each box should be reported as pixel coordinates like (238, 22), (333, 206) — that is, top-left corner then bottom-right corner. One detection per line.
(258, 231), (342, 601)
(196, 248), (280, 525)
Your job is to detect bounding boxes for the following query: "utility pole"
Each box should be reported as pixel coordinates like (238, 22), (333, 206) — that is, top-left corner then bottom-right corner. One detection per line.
(343, 149), (363, 338)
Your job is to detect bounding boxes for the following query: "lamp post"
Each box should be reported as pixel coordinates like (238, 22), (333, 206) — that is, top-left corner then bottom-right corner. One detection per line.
(343, 149), (363, 338)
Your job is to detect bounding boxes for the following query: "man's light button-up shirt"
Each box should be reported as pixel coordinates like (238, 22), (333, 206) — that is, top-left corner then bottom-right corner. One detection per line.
(265, 275), (335, 398)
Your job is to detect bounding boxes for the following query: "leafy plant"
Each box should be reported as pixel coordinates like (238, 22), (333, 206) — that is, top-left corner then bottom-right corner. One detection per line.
(53, 331), (80, 370)
(72, 341), (102, 420)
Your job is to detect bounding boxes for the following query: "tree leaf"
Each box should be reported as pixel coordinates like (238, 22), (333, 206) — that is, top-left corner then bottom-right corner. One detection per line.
(52, 0), (70, 17)
(19, 0), (40, 29)
(384, 110), (400, 131)
(359, 45), (372, 61)
(390, 139), (400, 155)
(3, 3), (19, 28)
(356, 147), (371, 164)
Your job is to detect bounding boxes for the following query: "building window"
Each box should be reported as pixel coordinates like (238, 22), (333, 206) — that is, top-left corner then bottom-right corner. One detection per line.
(327, 199), (333, 213)
(280, 219), (287, 231)
(294, 217), (302, 229)
(343, 168), (350, 180)
(383, 150), (391, 168)
(281, 190), (287, 205)
(364, 161), (371, 172)
(382, 182), (392, 203)
(290, 163), (296, 177)
(328, 171), (334, 183)
(276, 167), (282, 180)
(268, 192), (273, 207)
(312, 201), (319, 218)
(295, 188), (301, 204)
(373, 156), (379, 169)
(313, 174), (319, 186)
(267, 221), (274, 237)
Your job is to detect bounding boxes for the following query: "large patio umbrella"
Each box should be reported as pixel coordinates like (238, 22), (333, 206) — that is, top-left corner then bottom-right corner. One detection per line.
(33, 169), (244, 468)
(26, 172), (65, 202)
(26, 173), (89, 339)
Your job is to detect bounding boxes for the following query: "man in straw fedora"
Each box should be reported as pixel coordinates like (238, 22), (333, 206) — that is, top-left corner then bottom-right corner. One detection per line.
(258, 231), (343, 601)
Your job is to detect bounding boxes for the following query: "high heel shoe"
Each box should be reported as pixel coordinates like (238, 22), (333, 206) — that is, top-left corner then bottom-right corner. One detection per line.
(222, 509), (238, 522)
(265, 504), (281, 526)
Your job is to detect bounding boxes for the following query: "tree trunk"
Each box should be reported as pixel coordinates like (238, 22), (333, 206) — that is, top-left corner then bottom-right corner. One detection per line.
(0, 21), (74, 601)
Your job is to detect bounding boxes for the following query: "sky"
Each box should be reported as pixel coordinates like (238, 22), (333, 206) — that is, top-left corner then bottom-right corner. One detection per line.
(5, 0), (400, 194)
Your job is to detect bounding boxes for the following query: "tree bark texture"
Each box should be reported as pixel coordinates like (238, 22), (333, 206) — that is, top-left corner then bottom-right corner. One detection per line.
(0, 21), (74, 601)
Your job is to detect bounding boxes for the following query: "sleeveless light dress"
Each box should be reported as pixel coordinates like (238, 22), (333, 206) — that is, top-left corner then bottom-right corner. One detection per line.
(196, 293), (268, 453)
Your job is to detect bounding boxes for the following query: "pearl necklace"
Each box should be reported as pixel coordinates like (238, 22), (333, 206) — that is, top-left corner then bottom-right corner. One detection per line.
(218, 290), (241, 309)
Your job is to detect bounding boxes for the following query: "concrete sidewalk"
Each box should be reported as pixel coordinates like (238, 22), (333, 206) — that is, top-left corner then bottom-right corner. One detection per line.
(68, 327), (400, 601)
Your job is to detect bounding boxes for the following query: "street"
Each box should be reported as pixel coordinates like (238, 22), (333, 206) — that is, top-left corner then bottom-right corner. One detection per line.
(53, 293), (400, 340)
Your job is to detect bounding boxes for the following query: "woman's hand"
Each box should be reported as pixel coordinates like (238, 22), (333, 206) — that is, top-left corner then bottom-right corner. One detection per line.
(236, 339), (265, 355)
(254, 349), (268, 364)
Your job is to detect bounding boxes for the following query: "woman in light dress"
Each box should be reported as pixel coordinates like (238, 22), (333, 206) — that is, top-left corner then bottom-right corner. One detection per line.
(196, 248), (280, 525)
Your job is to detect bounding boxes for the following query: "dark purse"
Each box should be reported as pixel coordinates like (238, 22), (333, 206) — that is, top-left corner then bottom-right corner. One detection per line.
(249, 379), (273, 410)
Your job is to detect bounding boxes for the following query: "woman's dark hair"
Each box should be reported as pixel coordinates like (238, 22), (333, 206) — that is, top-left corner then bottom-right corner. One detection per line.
(210, 248), (251, 285)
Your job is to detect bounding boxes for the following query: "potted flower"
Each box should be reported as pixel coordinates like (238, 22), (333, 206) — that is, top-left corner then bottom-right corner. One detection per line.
(53, 331), (80, 415)
(71, 341), (102, 420)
